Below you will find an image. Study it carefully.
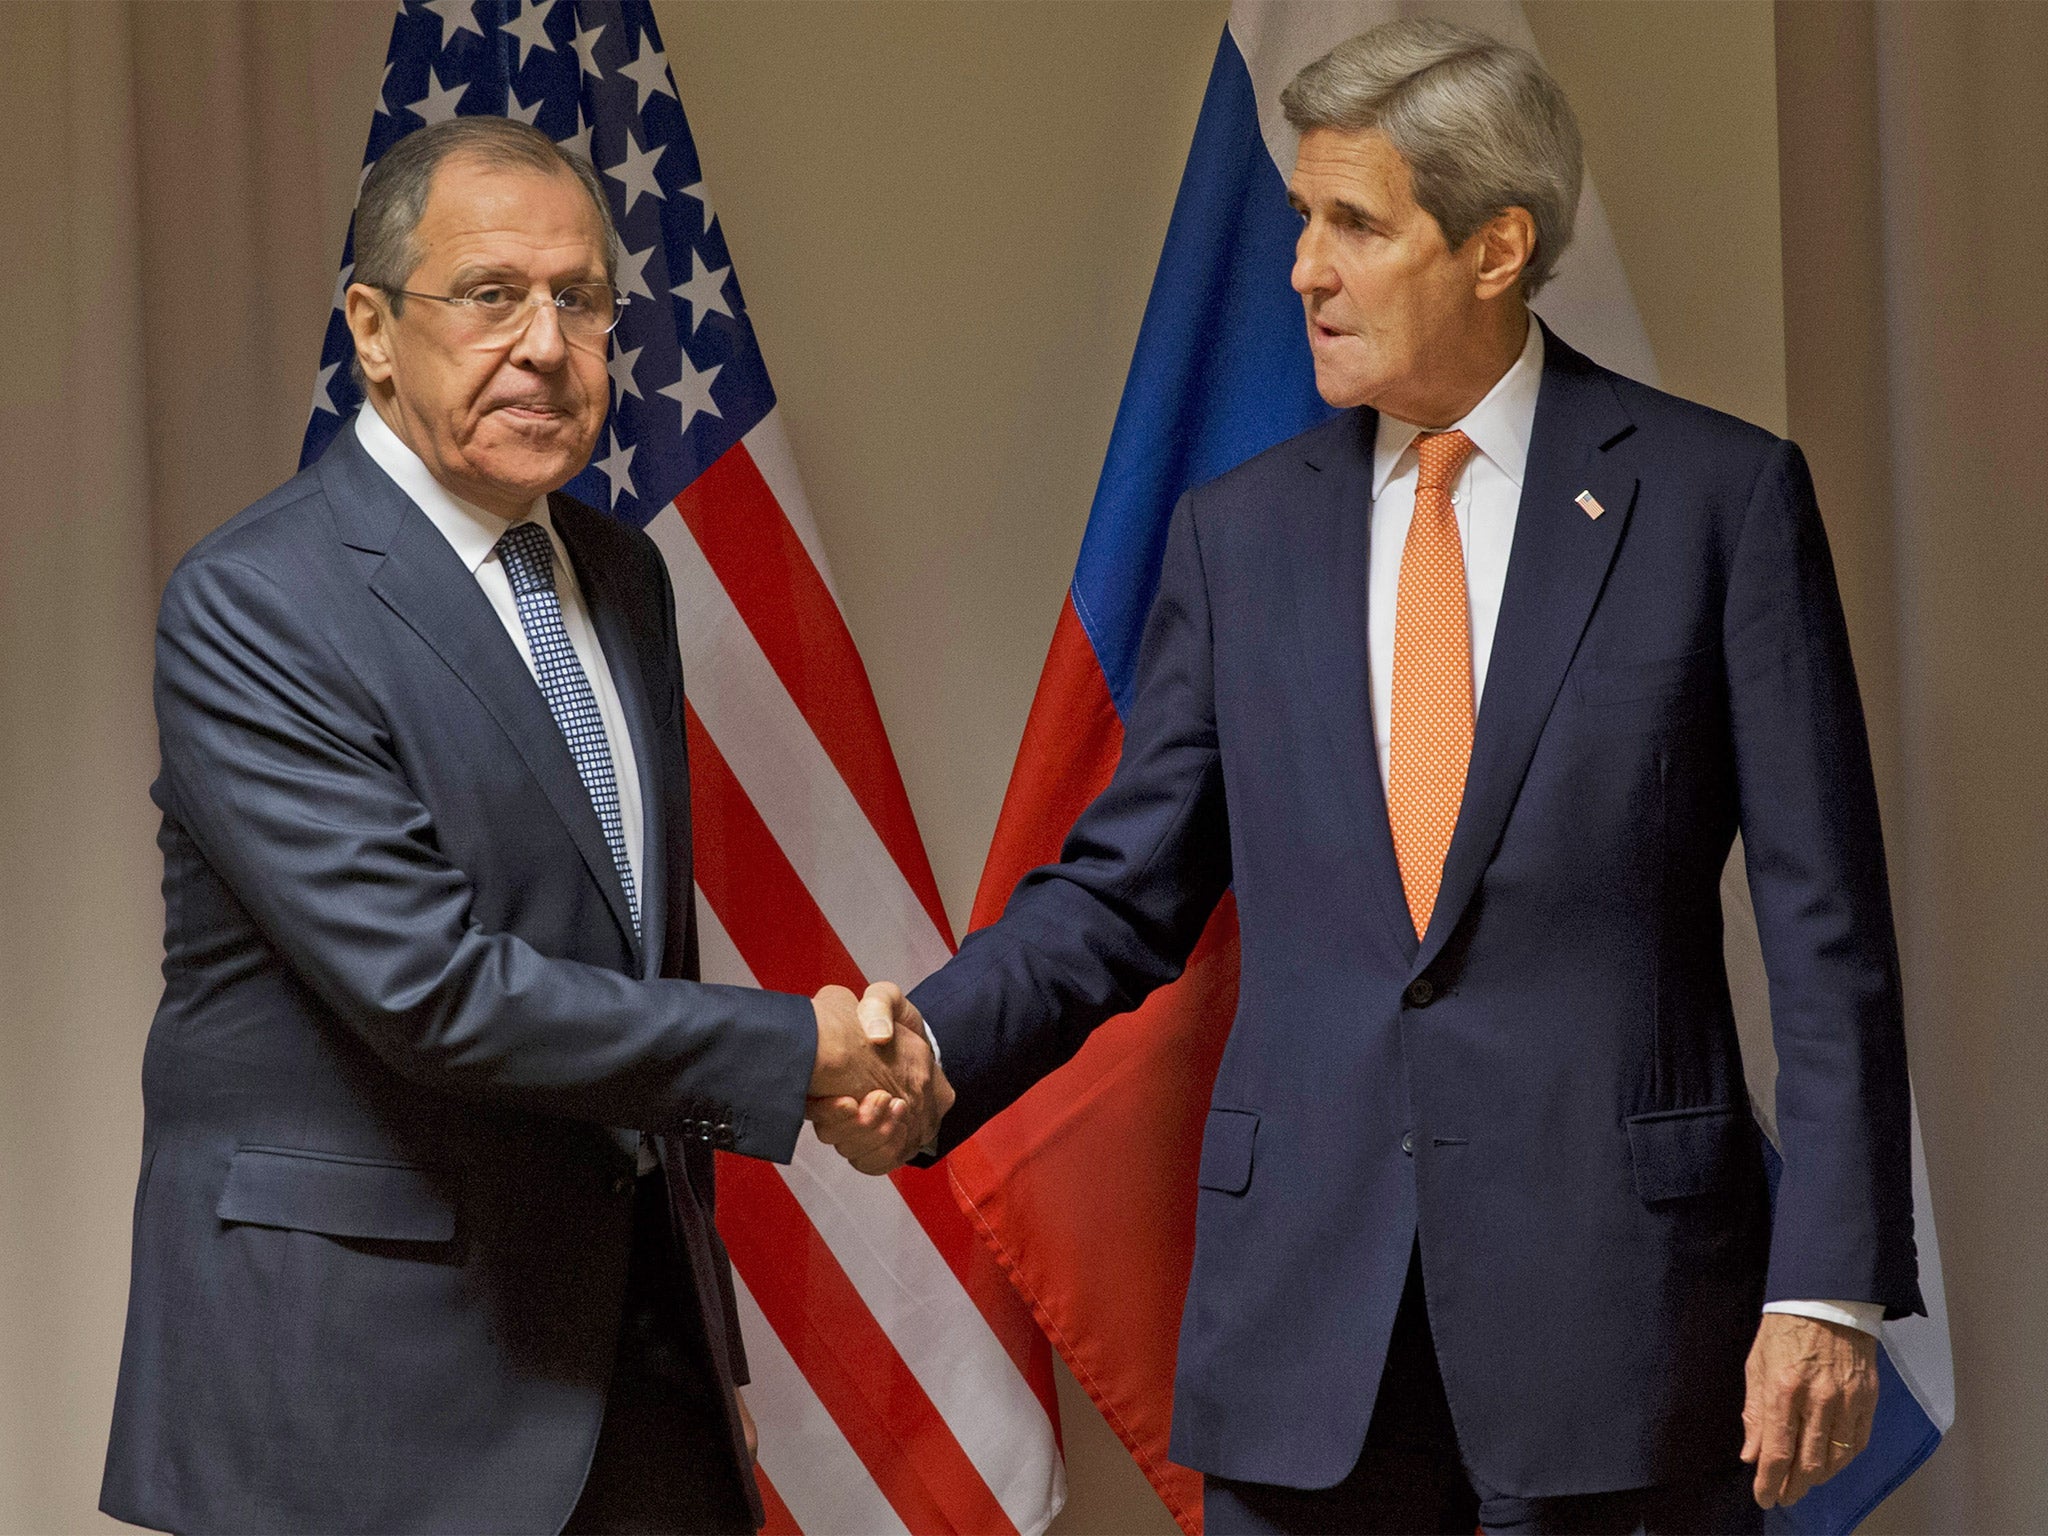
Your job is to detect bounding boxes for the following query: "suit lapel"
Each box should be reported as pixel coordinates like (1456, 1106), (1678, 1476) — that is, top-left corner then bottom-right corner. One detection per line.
(1414, 332), (1639, 976)
(553, 496), (670, 979)
(1290, 411), (1419, 969)
(321, 424), (643, 961)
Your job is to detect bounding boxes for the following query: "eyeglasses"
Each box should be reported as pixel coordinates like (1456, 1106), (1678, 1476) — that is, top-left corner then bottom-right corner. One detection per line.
(385, 281), (627, 345)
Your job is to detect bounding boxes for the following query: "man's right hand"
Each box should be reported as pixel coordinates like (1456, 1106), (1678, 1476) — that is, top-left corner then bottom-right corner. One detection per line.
(807, 983), (952, 1173)
(809, 984), (911, 1113)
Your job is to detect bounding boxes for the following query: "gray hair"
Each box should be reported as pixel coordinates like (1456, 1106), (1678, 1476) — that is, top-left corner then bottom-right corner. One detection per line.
(353, 115), (620, 306)
(1280, 18), (1582, 295)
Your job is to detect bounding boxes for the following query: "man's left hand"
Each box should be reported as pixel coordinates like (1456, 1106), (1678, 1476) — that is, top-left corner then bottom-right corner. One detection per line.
(737, 1390), (758, 1465)
(1741, 1313), (1878, 1508)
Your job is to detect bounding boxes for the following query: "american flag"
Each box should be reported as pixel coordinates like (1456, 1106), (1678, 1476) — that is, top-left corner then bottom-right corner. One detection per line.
(301, 4), (1066, 1531)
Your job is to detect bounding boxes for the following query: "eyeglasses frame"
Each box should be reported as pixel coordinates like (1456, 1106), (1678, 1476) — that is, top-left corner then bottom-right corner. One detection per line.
(378, 280), (629, 346)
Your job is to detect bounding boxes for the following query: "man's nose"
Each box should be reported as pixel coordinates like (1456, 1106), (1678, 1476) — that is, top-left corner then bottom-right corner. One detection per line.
(510, 295), (570, 368)
(1291, 220), (1334, 298)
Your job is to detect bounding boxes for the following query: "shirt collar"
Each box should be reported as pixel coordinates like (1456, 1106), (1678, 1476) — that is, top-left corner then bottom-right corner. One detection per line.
(1371, 316), (1545, 499)
(353, 403), (551, 574)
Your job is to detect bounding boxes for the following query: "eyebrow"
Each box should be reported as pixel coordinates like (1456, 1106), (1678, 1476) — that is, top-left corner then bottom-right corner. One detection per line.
(445, 262), (607, 289)
(1287, 191), (1388, 233)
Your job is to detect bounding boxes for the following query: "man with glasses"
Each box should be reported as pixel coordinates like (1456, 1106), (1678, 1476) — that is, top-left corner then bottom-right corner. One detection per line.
(99, 117), (940, 1536)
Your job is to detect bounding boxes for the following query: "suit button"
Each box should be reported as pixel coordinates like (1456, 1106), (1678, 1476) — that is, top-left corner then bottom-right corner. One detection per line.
(611, 1174), (634, 1196)
(1400, 1132), (1415, 1156)
(1405, 978), (1436, 1008)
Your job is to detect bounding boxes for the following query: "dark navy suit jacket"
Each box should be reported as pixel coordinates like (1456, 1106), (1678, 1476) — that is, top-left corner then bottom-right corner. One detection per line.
(100, 420), (816, 1534)
(912, 330), (1922, 1498)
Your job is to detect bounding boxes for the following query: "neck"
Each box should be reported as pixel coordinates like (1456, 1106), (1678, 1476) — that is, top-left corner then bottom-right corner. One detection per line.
(366, 390), (531, 523)
(1389, 300), (1531, 431)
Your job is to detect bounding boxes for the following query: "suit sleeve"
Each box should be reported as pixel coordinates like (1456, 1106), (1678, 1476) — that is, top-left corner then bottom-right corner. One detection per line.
(152, 550), (817, 1164)
(912, 493), (1234, 1150)
(1723, 440), (1923, 1318)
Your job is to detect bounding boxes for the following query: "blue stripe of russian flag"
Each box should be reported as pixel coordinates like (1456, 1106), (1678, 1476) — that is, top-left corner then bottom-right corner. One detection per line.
(1070, 29), (1334, 716)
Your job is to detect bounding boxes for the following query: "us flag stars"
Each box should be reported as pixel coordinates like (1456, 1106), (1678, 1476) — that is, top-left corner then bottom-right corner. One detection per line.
(500, 0), (557, 70)
(673, 250), (733, 334)
(604, 129), (665, 217)
(300, 0), (776, 529)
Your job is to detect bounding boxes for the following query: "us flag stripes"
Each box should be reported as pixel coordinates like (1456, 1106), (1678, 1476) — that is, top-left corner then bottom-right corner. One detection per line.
(301, 3), (1065, 1531)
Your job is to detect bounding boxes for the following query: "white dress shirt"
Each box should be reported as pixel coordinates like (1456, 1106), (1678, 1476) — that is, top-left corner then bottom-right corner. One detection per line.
(1367, 318), (1544, 796)
(1366, 320), (1880, 1338)
(356, 405), (658, 1173)
(354, 404), (644, 899)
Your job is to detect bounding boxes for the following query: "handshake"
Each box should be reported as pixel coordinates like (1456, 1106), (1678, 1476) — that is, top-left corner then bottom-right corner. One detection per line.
(805, 982), (954, 1174)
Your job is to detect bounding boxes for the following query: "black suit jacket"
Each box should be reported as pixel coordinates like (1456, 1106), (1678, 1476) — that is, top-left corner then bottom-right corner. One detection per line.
(100, 419), (815, 1534)
(914, 330), (1921, 1497)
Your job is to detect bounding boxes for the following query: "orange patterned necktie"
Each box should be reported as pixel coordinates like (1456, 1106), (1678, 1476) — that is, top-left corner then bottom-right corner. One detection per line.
(1387, 429), (1478, 938)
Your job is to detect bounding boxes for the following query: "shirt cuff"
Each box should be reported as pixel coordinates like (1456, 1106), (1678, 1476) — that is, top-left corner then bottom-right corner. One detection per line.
(914, 1019), (943, 1157)
(1764, 1298), (1884, 1335)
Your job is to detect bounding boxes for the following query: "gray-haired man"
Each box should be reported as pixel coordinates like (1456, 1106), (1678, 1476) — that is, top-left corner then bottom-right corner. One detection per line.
(817, 19), (1919, 1535)
(100, 116), (939, 1535)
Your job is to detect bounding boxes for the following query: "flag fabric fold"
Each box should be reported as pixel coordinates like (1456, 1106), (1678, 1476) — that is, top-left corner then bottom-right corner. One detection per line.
(304, 4), (1064, 1532)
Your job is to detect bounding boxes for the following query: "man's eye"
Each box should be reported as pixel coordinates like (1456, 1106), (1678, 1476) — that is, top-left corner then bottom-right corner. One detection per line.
(465, 285), (517, 308)
(556, 287), (595, 312)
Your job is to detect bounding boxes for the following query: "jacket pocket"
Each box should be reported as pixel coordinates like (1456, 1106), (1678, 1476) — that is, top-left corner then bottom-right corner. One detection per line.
(1197, 1109), (1259, 1195)
(1575, 647), (1716, 707)
(216, 1146), (457, 1243)
(1624, 1105), (1749, 1204)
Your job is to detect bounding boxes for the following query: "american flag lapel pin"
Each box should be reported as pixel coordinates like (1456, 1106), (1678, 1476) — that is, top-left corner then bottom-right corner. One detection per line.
(1575, 490), (1606, 520)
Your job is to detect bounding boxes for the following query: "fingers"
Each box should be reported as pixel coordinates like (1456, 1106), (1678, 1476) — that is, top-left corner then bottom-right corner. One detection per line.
(808, 986), (907, 1101)
(858, 981), (917, 1043)
(806, 980), (947, 1173)
(736, 1390), (758, 1465)
(808, 1089), (896, 1141)
(1786, 1391), (1836, 1506)
(889, 1025), (948, 1150)
(1740, 1334), (1764, 1468)
(1751, 1383), (1799, 1509)
(807, 1089), (914, 1174)
(849, 1137), (913, 1176)
(1743, 1314), (1880, 1508)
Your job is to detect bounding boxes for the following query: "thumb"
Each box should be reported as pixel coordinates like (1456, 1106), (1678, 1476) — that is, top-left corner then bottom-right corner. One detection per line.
(857, 981), (903, 1043)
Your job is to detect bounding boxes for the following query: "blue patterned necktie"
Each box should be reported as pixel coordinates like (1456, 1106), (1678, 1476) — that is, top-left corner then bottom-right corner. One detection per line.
(495, 520), (640, 935)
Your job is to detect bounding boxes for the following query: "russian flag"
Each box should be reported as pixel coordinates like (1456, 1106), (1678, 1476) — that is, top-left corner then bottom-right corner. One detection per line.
(944, 5), (1951, 1533)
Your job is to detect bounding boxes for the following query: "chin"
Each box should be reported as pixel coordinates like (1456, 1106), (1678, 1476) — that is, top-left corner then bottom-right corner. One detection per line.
(471, 453), (576, 505)
(1312, 368), (1375, 411)
(476, 431), (595, 491)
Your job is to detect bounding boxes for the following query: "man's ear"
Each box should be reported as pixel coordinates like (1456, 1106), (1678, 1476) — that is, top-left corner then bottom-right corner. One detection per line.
(344, 283), (396, 387)
(1472, 206), (1537, 301)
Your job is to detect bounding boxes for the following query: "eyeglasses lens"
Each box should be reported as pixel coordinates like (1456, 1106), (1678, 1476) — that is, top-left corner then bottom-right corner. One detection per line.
(465, 286), (619, 340)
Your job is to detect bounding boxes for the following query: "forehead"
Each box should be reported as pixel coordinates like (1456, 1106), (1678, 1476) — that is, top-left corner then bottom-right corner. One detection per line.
(1288, 126), (1416, 209)
(412, 156), (608, 274)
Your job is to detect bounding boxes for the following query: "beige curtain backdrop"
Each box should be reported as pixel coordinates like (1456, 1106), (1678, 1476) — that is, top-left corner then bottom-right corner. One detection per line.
(1774, 6), (2048, 1531)
(0, 2), (2038, 1531)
